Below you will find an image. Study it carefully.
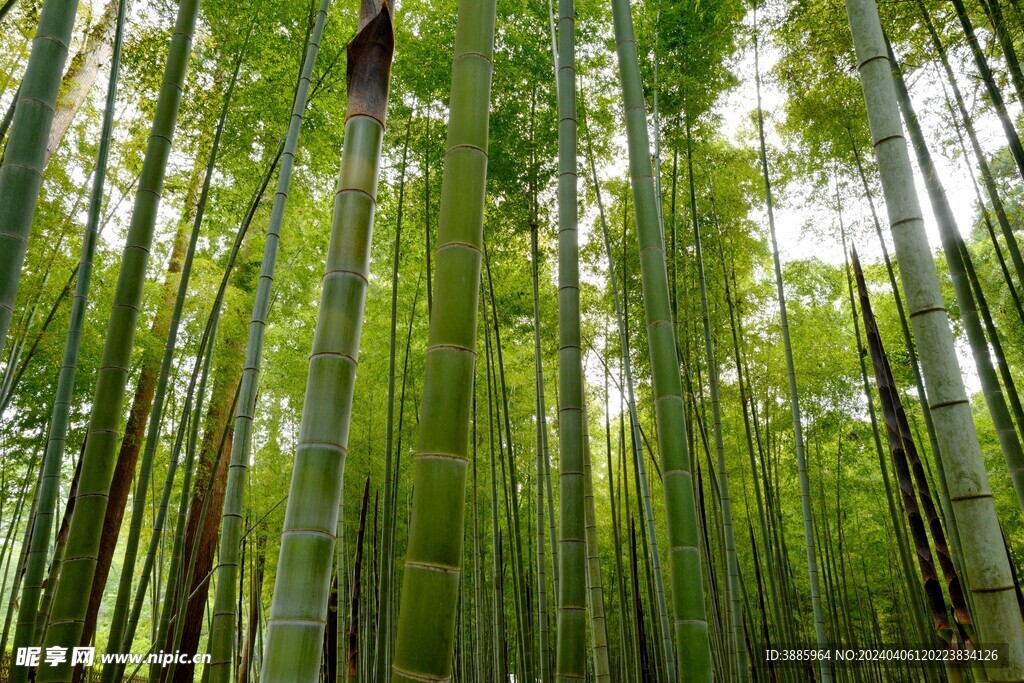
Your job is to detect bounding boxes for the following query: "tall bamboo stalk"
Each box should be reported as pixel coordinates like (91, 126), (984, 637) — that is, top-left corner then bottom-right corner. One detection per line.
(610, 0), (711, 678)
(374, 110), (413, 683)
(9, 0), (126, 673)
(110, 139), (283, 683)
(752, 7), (831, 679)
(582, 426), (611, 683)
(837, 194), (929, 647)
(484, 249), (534, 681)
(888, 37), (1024, 517)
(0, 0), (81, 357)
(107, 37), (246, 683)
(978, 0), (1024, 110)
(844, 0), (1024, 676)
(483, 290), (508, 683)
(853, 250), (962, 644)
(530, 218), (552, 683)
(690, 166), (746, 679)
(261, 3), (394, 678)
(37, 3), (200, 679)
(583, 91), (674, 683)
(391, 0), (496, 677)
(554, 0), (587, 677)
(717, 230), (788, 661)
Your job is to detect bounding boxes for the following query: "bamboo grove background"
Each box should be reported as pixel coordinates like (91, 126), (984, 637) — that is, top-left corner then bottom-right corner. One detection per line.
(1, 0), (1024, 680)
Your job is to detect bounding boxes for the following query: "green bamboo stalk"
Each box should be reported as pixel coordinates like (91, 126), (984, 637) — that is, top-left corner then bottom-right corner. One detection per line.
(390, 0), (496, 677)
(584, 115), (635, 681)
(204, 3), (333, 679)
(483, 293), (508, 683)
(617, 422), (641, 680)
(947, 0), (1024, 183)
(0, 0), (80, 358)
(690, 169), (746, 679)
(8, 0), (126, 671)
(604, 363), (634, 682)
(554, 0), (587, 677)
(472, 390), (486, 683)
(484, 249), (534, 682)
(104, 36), (246, 683)
(752, 7), (831, 679)
(582, 425), (611, 683)
(978, 0), (1024, 112)
(545, 401), (559, 609)
(424, 104), (433, 317)
(36, 3), (199, 679)
(530, 218), (552, 683)
(373, 108), (413, 683)
(34, 451), (82, 646)
(384, 272), (421, 674)
(0, 451), (40, 660)
(610, 0), (711, 676)
(260, 3), (394, 678)
(845, 0), (1024, 676)
(717, 224), (789, 661)
(110, 138), (283, 683)
(620, 172), (671, 683)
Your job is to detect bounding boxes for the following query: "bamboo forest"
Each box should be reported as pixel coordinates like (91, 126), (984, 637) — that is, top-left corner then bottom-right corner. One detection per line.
(7, 0), (1024, 680)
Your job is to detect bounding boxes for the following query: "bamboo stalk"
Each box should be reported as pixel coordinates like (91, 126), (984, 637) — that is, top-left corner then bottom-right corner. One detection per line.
(37, 3), (200, 678)
(844, 0), (1024, 675)
(0, 0), (81, 357)
(609, 0), (712, 675)
(391, 0), (497, 677)
(260, 3), (395, 678)
(9, 1), (127, 673)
